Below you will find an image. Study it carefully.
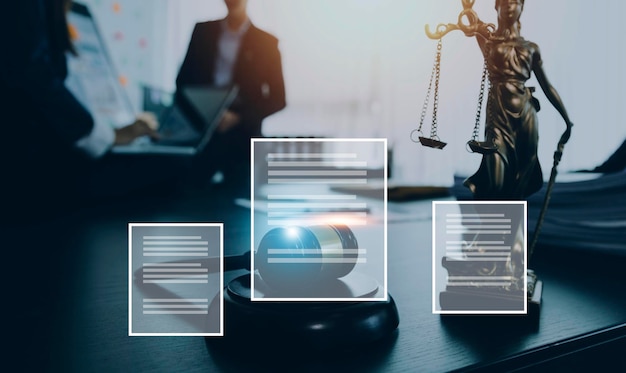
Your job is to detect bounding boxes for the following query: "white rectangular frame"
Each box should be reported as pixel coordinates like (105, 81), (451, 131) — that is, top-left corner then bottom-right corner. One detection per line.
(432, 200), (527, 314)
(128, 222), (224, 336)
(251, 138), (388, 302)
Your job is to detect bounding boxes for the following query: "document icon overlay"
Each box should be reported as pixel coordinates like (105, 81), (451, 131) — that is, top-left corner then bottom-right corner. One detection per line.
(129, 223), (223, 336)
(433, 201), (527, 314)
(251, 138), (388, 302)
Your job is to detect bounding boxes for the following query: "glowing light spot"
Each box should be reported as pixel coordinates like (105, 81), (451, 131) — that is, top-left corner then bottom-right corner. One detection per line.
(286, 227), (300, 238)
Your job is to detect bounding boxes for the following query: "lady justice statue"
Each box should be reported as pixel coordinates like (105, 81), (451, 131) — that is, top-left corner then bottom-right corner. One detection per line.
(426, 0), (573, 199)
(425, 0), (573, 314)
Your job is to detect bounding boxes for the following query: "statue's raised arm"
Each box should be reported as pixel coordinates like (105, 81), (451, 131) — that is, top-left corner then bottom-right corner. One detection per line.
(425, 0), (496, 40)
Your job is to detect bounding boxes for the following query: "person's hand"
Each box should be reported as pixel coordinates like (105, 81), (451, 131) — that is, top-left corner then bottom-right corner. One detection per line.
(216, 110), (241, 133)
(114, 112), (160, 145)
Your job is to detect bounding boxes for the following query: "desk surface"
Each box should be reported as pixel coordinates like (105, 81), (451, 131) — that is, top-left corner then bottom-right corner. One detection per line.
(9, 189), (626, 372)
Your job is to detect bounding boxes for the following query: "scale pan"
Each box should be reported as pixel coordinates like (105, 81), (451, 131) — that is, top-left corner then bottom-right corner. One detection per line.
(419, 137), (447, 149)
(467, 140), (498, 154)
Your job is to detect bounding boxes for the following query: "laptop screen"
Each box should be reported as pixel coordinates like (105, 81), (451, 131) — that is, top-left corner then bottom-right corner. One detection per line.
(65, 2), (135, 129)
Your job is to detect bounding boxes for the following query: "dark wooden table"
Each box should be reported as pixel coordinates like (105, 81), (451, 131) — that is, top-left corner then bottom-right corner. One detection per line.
(8, 189), (626, 372)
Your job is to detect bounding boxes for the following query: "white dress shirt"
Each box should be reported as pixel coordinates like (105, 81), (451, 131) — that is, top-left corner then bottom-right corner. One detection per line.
(213, 18), (250, 87)
(75, 118), (115, 158)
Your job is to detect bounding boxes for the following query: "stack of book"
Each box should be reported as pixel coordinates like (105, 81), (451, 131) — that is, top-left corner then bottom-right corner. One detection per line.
(452, 170), (626, 255)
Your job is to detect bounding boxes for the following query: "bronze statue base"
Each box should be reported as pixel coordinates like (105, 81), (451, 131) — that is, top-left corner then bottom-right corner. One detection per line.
(440, 269), (542, 319)
(527, 269), (542, 318)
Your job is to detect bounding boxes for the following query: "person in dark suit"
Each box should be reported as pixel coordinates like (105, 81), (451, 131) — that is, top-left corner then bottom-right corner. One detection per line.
(176, 0), (286, 190)
(1, 0), (159, 213)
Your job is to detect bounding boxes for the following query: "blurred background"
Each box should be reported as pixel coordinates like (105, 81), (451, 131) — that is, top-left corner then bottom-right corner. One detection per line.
(79, 0), (626, 186)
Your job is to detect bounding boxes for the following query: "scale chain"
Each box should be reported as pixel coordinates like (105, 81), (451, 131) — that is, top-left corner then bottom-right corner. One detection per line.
(417, 39), (442, 135)
(471, 60), (489, 142)
(431, 39), (442, 140)
(418, 60), (436, 133)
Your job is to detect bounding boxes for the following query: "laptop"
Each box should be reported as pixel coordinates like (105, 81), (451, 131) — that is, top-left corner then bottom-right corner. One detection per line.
(142, 84), (173, 121)
(66, 2), (235, 156)
(112, 85), (237, 155)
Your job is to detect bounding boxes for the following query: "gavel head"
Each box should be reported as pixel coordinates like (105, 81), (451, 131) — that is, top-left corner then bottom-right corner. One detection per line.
(255, 224), (359, 290)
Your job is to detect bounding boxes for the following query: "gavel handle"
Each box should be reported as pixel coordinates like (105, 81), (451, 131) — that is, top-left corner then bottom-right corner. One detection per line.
(225, 251), (251, 272)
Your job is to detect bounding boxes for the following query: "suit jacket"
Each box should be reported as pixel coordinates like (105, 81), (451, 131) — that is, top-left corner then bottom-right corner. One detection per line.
(176, 20), (286, 137)
(2, 0), (94, 147)
(1, 0), (93, 201)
